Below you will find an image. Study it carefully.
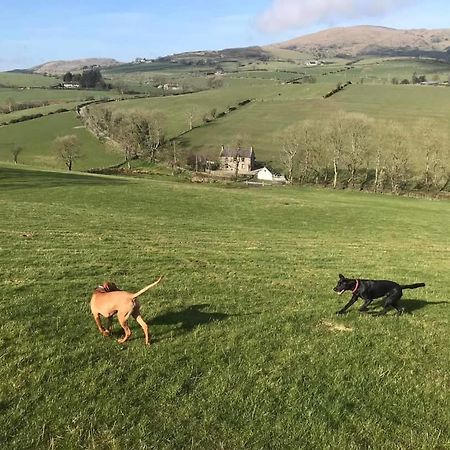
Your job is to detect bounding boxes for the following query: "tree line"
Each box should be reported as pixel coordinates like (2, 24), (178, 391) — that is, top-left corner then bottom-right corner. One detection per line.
(278, 112), (450, 194)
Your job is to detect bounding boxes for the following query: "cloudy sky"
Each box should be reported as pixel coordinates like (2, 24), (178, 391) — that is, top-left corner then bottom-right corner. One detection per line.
(0, 0), (447, 71)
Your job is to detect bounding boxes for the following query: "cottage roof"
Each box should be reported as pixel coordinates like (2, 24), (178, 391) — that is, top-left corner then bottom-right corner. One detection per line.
(219, 146), (254, 158)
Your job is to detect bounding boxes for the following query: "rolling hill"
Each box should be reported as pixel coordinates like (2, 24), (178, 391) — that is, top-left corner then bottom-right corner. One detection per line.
(31, 58), (121, 75)
(271, 25), (450, 59)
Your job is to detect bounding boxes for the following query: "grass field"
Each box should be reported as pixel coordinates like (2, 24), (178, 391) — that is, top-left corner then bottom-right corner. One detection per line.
(1, 164), (449, 449)
(0, 113), (121, 170)
(0, 72), (58, 88)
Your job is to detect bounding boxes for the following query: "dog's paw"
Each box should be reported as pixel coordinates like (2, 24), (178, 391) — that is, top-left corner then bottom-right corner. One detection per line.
(102, 330), (111, 337)
(336, 310), (346, 315)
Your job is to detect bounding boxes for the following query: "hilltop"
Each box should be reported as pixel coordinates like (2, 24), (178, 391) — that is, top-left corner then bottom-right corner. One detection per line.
(270, 25), (450, 59)
(30, 58), (121, 75)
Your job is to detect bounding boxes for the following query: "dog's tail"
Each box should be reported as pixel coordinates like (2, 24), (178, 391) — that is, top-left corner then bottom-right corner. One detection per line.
(132, 276), (163, 298)
(400, 282), (425, 290)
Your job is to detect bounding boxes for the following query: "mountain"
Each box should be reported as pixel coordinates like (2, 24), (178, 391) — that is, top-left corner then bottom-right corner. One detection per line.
(31, 58), (121, 75)
(272, 25), (450, 59)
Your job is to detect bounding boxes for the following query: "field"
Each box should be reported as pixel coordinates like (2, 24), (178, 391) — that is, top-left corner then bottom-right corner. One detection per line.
(1, 164), (449, 449)
(1, 57), (450, 172)
(0, 113), (121, 170)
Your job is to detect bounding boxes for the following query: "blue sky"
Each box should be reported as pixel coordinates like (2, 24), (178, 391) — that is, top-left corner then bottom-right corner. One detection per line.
(0, 0), (448, 71)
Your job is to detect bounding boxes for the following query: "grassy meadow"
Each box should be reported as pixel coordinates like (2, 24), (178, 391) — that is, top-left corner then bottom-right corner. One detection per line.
(0, 113), (121, 170)
(0, 72), (58, 88)
(0, 164), (449, 449)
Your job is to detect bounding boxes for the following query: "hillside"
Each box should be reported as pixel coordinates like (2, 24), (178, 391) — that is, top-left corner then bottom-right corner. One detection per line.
(31, 58), (121, 75)
(272, 25), (450, 59)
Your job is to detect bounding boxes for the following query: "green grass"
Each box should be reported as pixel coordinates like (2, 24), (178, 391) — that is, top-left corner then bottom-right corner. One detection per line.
(0, 112), (121, 170)
(0, 164), (449, 449)
(0, 72), (58, 88)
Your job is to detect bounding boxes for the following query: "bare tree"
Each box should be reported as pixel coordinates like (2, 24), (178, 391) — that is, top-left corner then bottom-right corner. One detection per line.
(343, 113), (373, 188)
(414, 119), (448, 191)
(324, 113), (347, 189)
(54, 135), (81, 171)
(11, 144), (23, 164)
(109, 113), (137, 168)
(108, 110), (167, 167)
(279, 129), (300, 184)
(384, 123), (411, 194)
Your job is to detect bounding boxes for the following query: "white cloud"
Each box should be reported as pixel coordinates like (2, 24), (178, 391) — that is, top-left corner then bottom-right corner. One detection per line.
(257, 0), (410, 33)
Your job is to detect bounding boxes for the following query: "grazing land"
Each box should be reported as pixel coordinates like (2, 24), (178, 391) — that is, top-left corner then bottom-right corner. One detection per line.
(1, 56), (450, 174)
(0, 113), (121, 170)
(0, 164), (449, 449)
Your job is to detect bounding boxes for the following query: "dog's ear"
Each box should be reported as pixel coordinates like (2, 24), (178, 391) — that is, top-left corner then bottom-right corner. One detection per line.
(339, 274), (345, 279)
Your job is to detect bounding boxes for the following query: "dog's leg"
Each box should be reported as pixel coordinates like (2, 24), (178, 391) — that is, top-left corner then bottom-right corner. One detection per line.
(358, 299), (373, 312)
(134, 314), (150, 345)
(117, 314), (132, 344)
(336, 294), (359, 314)
(106, 316), (113, 334)
(93, 313), (110, 337)
(379, 289), (402, 316)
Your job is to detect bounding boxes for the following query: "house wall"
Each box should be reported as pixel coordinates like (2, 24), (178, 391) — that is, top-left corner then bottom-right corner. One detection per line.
(257, 168), (273, 181)
(219, 156), (252, 173)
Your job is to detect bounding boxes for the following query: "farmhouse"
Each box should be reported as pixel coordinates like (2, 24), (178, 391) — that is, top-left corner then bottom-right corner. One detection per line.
(219, 145), (255, 173)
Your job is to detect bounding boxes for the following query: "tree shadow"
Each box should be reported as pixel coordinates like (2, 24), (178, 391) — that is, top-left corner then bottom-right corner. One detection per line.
(150, 304), (229, 332)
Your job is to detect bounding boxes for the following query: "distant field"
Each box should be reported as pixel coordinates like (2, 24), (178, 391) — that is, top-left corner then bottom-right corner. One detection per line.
(0, 72), (58, 87)
(127, 80), (450, 164)
(0, 165), (449, 449)
(0, 112), (121, 170)
(329, 83), (450, 124)
(0, 87), (115, 104)
(1, 56), (450, 172)
(97, 78), (285, 137)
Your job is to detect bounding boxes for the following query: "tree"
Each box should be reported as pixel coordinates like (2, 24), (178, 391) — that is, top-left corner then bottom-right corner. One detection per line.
(279, 126), (300, 184)
(11, 144), (23, 164)
(54, 135), (81, 171)
(63, 71), (73, 82)
(342, 113), (373, 188)
(324, 113), (347, 189)
(278, 121), (321, 184)
(414, 119), (448, 191)
(80, 68), (107, 89)
(384, 123), (411, 194)
(108, 110), (166, 166)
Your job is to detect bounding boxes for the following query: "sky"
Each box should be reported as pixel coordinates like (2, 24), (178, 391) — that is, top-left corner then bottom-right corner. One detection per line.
(0, 0), (448, 71)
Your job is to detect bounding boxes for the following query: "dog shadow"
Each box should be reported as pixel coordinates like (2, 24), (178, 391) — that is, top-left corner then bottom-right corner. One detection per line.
(401, 298), (448, 313)
(368, 298), (448, 314)
(149, 304), (229, 341)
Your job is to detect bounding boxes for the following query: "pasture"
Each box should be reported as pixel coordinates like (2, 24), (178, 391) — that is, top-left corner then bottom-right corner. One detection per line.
(0, 113), (121, 170)
(0, 164), (449, 449)
(1, 57), (450, 173)
(0, 72), (58, 88)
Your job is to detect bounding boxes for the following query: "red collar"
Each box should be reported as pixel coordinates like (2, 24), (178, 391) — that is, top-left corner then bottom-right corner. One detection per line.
(351, 280), (359, 294)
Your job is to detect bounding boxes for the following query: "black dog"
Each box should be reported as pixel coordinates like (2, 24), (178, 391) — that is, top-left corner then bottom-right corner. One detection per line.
(334, 274), (425, 315)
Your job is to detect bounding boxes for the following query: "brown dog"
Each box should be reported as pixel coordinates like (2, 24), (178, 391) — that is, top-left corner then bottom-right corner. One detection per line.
(90, 277), (163, 345)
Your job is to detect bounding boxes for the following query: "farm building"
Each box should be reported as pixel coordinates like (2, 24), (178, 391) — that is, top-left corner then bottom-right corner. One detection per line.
(249, 167), (288, 183)
(218, 145), (255, 174)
